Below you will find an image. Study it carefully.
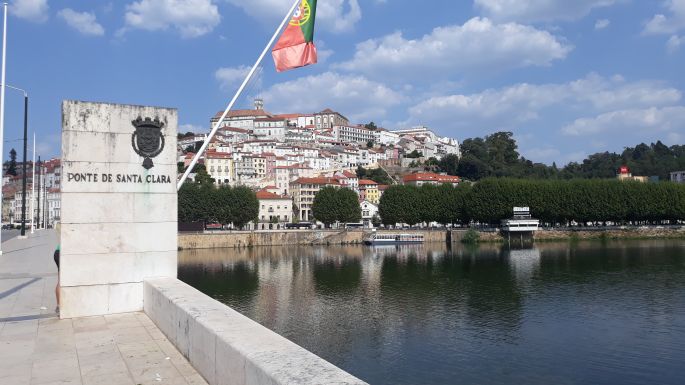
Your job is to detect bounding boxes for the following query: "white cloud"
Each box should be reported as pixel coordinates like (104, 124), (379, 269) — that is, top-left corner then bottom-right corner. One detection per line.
(335, 17), (572, 81)
(58, 9), (105, 36)
(407, 74), (682, 129)
(224, 0), (361, 33)
(260, 72), (405, 121)
(561, 106), (685, 136)
(595, 19), (610, 30)
(667, 34), (684, 52)
(524, 147), (561, 161)
(215, 65), (264, 91)
(180, 123), (205, 133)
(122, 0), (220, 38)
(11, 0), (49, 22)
(644, 0), (685, 35)
(474, 0), (617, 22)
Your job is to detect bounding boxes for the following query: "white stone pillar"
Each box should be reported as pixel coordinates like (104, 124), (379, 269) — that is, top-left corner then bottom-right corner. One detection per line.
(60, 101), (178, 318)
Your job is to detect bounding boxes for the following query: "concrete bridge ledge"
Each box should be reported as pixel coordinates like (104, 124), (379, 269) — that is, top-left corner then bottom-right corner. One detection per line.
(144, 278), (368, 385)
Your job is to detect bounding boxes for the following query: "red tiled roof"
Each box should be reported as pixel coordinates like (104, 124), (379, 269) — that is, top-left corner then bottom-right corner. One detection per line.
(256, 190), (288, 200)
(292, 177), (340, 185)
(359, 179), (378, 186)
(205, 151), (232, 159)
(273, 113), (301, 119)
(403, 172), (460, 183)
(342, 170), (357, 178)
(221, 127), (251, 134)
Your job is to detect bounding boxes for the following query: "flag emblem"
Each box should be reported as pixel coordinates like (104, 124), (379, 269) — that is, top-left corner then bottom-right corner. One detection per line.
(290, 1), (311, 26)
(272, 0), (318, 72)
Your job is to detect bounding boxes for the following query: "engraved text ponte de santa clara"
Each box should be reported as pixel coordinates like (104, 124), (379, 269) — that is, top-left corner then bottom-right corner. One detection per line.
(66, 172), (172, 184)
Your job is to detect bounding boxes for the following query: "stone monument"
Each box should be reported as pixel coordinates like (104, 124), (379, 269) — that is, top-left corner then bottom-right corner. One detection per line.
(60, 101), (178, 318)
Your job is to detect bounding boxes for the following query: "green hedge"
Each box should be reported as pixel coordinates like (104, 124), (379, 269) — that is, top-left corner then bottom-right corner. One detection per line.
(378, 179), (685, 226)
(178, 184), (258, 228)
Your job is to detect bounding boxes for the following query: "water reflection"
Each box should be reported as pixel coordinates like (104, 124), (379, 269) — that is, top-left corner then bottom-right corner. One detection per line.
(179, 240), (685, 385)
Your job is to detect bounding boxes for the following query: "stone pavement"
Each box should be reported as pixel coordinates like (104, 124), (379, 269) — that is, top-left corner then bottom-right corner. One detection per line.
(0, 230), (208, 385)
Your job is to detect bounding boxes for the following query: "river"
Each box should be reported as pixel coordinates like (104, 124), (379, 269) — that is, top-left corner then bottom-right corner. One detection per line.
(178, 240), (685, 385)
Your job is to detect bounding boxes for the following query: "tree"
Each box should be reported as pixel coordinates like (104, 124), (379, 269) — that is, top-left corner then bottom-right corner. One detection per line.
(178, 183), (214, 223)
(7, 148), (17, 176)
(232, 186), (259, 228)
(337, 188), (362, 223)
(417, 184), (440, 224)
(366, 140), (374, 148)
(312, 186), (339, 226)
(311, 187), (361, 226)
(177, 162), (186, 174)
(193, 164), (215, 186)
(438, 154), (459, 176)
(406, 150), (423, 159)
(356, 166), (393, 185)
(364, 122), (378, 130)
(378, 185), (421, 226)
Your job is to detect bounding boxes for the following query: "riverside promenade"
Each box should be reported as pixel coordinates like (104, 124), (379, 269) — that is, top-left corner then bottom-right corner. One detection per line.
(0, 230), (207, 385)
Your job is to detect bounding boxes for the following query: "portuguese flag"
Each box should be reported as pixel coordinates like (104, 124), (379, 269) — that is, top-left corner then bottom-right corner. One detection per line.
(272, 0), (318, 72)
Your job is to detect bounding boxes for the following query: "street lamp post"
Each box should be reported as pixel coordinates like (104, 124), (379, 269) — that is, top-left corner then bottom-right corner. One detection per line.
(1, 84), (29, 237)
(0, 3), (8, 254)
(30, 132), (34, 233)
(36, 156), (40, 229)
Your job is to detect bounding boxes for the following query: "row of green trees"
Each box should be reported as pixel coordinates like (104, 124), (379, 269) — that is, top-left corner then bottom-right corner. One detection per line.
(178, 183), (258, 228)
(379, 179), (685, 226)
(451, 131), (685, 181)
(311, 186), (361, 226)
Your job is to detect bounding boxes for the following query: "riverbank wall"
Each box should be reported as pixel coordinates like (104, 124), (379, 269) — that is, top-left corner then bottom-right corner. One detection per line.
(178, 227), (685, 250)
(451, 227), (685, 243)
(178, 230), (447, 250)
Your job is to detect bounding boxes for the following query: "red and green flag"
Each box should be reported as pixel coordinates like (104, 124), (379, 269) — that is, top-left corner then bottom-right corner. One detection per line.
(272, 0), (318, 72)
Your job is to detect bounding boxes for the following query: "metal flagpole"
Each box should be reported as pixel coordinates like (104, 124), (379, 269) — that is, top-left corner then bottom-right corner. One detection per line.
(42, 176), (46, 228)
(0, 2), (8, 254)
(176, 0), (300, 190)
(30, 132), (35, 233)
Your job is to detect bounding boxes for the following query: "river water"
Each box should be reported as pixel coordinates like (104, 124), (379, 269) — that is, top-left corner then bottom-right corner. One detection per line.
(178, 240), (685, 385)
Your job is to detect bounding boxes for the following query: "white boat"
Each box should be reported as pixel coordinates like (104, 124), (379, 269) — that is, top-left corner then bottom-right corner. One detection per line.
(364, 233), (424, 245)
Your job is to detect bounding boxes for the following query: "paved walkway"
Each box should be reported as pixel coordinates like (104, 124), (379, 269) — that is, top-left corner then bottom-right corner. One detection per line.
(0, 230), (208, 385)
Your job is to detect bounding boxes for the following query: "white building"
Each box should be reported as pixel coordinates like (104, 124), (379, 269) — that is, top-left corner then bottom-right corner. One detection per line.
(671, 171), (685, 183)
(256, 190), (292, 230)
(216, 127), (251, 144)
(374, 129), (400, 146)
(178, 133), (207, 150)
(333, 125), (376, 144)
(253, 118), (286, 141)
(361, 200), (379, 228)
(285, 127), (314, 143)
(315, 109), (349, 129)
(210, 100), (272, 131)
(205, 151), (234, 185)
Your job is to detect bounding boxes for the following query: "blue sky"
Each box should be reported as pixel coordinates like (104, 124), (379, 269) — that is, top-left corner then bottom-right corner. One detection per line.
(2, 0), (685, 165)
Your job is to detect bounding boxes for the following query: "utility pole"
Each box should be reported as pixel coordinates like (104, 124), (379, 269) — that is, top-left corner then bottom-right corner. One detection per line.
(19, 90), (27, 236)
(0, 3), (9, 254)
(42, 176), (47, 228)
(30, 132), (34, 233)
(36, 156), (40, 229)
